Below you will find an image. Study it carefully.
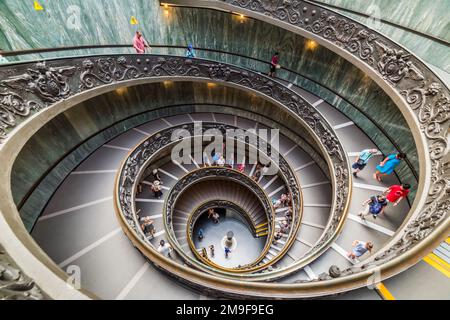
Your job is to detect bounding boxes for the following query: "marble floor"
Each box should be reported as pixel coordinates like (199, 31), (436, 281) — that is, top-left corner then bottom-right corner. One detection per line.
(193, 211), (267, 268)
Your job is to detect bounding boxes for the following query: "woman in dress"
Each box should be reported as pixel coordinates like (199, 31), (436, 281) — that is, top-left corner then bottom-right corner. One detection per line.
(373, 153), (406, 182)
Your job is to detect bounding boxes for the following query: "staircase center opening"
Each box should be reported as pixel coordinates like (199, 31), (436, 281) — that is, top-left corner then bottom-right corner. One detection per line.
(192, 207), (266, 268)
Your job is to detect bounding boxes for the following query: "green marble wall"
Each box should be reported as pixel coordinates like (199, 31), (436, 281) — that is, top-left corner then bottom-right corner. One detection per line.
(0, 1), (419, 163)
(314, 0), (450, 76)
(2, 1), (419, 195)
(316, 0), (450, 40)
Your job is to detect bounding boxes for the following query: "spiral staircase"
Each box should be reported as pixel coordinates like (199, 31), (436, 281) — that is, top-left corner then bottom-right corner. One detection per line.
(0, 0), (448, 300)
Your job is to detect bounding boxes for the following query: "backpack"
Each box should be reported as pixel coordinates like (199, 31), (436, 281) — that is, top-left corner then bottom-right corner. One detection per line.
(356, 159), (366, 166)
(369, 196), (382, 214)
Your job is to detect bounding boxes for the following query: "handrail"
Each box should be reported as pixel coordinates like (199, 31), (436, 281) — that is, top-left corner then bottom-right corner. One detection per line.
(167, 169), (274, 273)
(304, 0), (450, 47)
(20, 105), (316, 233)
(0, 53), (348, 297)
(189, 0), (448, 286)
(118, 124), (278, 276)
(0, 0), (445, 297)
(149, 132), (302, 275)
(129, 126), (304, 277)
(103, 56), (348, 280)
(0, 43), (418, 181)
(165, 153), (302, 275)
(186, 200), (264, 270)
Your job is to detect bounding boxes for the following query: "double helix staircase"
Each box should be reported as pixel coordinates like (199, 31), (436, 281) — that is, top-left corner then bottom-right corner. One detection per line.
(29, 102), (411, 298)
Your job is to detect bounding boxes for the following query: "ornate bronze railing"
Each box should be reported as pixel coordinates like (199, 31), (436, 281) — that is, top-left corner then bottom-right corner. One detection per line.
(1, 1), (446, 298)
(1, 42), (419, 184)
(1, 54), (349, 297)
(118, 122), (304, 276)
(0, 0), (443, 295)
(163, 139), (304, 274)
(186, 200), (267, 270)
(0, 243), (45, 300)
(210, 0), (449, 276)
(160, 0), (450, 290)
(164, 167), (275, 273)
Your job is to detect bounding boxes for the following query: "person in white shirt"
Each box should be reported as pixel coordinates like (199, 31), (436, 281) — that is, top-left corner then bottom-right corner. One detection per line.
(157, 240), (173, 258)
(217, 155), (225, 166)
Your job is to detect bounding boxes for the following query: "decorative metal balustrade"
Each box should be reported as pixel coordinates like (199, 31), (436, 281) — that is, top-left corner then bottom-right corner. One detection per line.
(202, 0), (449, 278)
(1, 42), (420, 187)
(163, 167), (276, 273)
(186, 199), (269, 270)
(116, 121), (308, 277)
(1, 54), (349, 297)
(0, 243), (44, 300)
(0, 0), (446, 297)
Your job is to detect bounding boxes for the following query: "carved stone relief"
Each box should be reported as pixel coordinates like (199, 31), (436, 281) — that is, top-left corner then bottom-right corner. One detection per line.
(0, 244), (44, 300)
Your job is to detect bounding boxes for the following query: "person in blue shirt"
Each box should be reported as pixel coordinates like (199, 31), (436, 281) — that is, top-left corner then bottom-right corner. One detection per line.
(224, 246), (231, 258)
(198, 228), (204, 240)
(374, 153), (406, 182)
(358, 195), (387, 219)
(185, 44), (196, 58)
(352, 148), (378, 177)
(347, 240), (373, 260)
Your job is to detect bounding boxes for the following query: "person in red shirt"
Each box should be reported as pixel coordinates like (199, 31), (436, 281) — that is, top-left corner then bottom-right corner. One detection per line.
(383, 183), (411, 206)
(268, 52), (280, 77)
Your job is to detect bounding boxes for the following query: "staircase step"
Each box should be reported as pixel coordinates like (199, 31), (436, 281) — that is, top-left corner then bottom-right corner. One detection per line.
(255, 222), (269, 229)
(270, 244), (282, 252)
(439, 241), (450, 254)
(433, 247), (450, 264)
